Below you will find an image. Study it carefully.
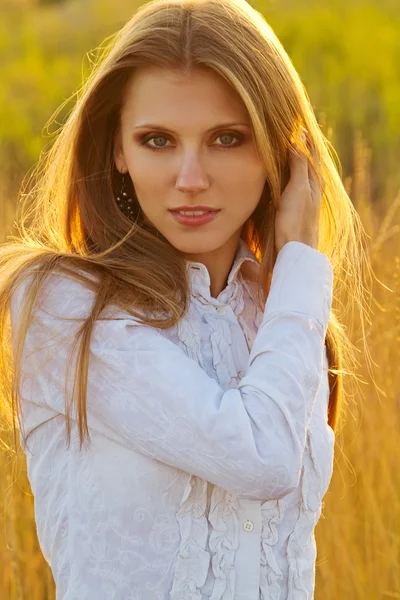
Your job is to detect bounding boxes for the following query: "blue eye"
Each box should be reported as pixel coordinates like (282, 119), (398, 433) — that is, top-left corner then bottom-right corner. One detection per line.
(142, 135), (170, 150)
(140, 132), (244, 152)
(217, 134), (237, 147)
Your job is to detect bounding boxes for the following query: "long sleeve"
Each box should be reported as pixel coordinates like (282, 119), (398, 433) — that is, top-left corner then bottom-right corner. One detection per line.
(10, 240), (333, 502)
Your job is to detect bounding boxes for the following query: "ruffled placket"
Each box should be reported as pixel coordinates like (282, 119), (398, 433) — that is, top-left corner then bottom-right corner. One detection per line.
(201, 311), (238, 388)
(170, 239), (262, 599)
(207, 485), (240, 600)
(259, 499), (285, 599)
(176, 305), (205, 367)
(169, 475), (210, 599)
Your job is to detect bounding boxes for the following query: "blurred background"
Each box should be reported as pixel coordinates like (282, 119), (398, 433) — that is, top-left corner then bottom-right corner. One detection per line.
(0, 0), (399, 598)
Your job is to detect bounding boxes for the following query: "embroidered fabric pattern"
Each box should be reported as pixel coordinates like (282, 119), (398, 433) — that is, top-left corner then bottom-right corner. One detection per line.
(10, 238), (335, 599)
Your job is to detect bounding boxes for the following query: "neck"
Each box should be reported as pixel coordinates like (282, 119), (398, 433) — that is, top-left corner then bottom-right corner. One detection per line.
(183, 230), (243, 299)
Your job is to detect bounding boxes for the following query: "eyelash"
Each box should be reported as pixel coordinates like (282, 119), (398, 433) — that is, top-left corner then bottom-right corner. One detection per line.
(139, 132), (244, 152)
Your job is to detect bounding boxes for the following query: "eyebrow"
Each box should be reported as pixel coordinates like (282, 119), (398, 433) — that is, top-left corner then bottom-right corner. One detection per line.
(133, 122), (252, 133)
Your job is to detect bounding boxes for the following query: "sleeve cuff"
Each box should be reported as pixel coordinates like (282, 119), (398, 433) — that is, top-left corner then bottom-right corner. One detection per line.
(263, 241), (333, 330)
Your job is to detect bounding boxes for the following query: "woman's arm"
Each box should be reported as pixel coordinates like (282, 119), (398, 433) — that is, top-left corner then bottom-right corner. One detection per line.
(10, 240), (332, 502)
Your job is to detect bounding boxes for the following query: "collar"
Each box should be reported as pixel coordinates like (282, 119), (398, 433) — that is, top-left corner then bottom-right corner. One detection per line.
(185, 238), (261, 300)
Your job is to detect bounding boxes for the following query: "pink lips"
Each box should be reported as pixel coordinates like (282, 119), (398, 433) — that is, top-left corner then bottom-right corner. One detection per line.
(169, 208), (221, 227)
(170, 205), (219, 212)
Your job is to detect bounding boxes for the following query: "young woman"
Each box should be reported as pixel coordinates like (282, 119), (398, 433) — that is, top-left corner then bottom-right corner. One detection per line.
(0, 0), (372, 598)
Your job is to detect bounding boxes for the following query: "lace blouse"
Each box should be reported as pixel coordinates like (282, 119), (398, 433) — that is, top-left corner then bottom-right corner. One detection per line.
(10, 238), (335, 600)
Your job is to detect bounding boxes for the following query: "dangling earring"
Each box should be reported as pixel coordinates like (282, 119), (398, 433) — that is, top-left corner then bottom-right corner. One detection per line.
(116, 172), (136, 220)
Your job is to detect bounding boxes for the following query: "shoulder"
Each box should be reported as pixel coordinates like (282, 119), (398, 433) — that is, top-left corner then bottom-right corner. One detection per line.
(10, 265), (155, 346)
(10, 265), (98, 322)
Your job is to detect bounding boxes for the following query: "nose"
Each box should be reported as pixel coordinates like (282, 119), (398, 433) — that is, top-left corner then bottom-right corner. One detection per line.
(175, 151), (209, 193)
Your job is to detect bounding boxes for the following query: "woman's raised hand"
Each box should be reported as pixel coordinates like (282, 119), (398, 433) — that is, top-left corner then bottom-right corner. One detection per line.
(275, 129), (323, 254)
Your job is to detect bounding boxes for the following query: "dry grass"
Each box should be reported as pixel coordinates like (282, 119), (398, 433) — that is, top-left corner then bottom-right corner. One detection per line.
(314, 132), (400, 599)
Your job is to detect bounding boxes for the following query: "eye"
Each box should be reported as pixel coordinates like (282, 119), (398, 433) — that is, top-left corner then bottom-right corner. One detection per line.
(140, 135), (171, 151)
(215, 133), (243, 148)
(139, 131), (244, 152)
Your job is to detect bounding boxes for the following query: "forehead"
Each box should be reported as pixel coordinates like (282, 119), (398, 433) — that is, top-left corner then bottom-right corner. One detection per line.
(120, 66), (250, 127)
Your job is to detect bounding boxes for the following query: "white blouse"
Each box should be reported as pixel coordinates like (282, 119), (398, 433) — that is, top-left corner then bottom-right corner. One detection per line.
(10, 238), (335, 600)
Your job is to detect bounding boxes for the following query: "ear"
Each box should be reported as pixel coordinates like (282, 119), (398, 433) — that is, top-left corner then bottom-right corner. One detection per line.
(113, 128), (128, 173)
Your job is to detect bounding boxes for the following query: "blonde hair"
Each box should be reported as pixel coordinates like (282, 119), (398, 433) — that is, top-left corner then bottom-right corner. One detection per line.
(0, 0), (373, 451)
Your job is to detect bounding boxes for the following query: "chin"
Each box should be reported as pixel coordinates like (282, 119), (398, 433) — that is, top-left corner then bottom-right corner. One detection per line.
(166, 235), (226, 255)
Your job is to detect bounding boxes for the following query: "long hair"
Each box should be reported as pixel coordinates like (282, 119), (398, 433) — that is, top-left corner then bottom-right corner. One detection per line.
(0, 0), (373, 451)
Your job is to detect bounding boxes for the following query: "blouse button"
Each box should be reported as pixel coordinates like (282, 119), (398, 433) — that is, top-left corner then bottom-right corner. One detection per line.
(215, 306), (226, 315)
(238, 369), (245, 379)
(243, 519), (254, 532)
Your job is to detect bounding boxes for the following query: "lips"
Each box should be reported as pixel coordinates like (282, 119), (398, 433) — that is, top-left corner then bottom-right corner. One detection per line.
(169, 206), (219, 212)
(169, 209), (220, 226)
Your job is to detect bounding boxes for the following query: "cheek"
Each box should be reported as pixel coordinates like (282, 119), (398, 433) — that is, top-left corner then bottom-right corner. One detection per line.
(234, 196), (261, 221)
(128, 156), (168, 205)
(220, 150), (266, 185)
(227, 166), (266, 207)
(127, 145), (163, 178)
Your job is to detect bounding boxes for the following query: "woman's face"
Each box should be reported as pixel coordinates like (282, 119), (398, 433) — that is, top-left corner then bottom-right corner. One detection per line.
(114, 66), (267, 257)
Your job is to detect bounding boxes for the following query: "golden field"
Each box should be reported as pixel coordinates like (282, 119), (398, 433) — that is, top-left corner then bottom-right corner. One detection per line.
(0, 0), (399, 598)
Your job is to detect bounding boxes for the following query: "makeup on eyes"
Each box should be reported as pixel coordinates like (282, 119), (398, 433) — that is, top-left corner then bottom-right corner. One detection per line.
(136, 130), (246, 152)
